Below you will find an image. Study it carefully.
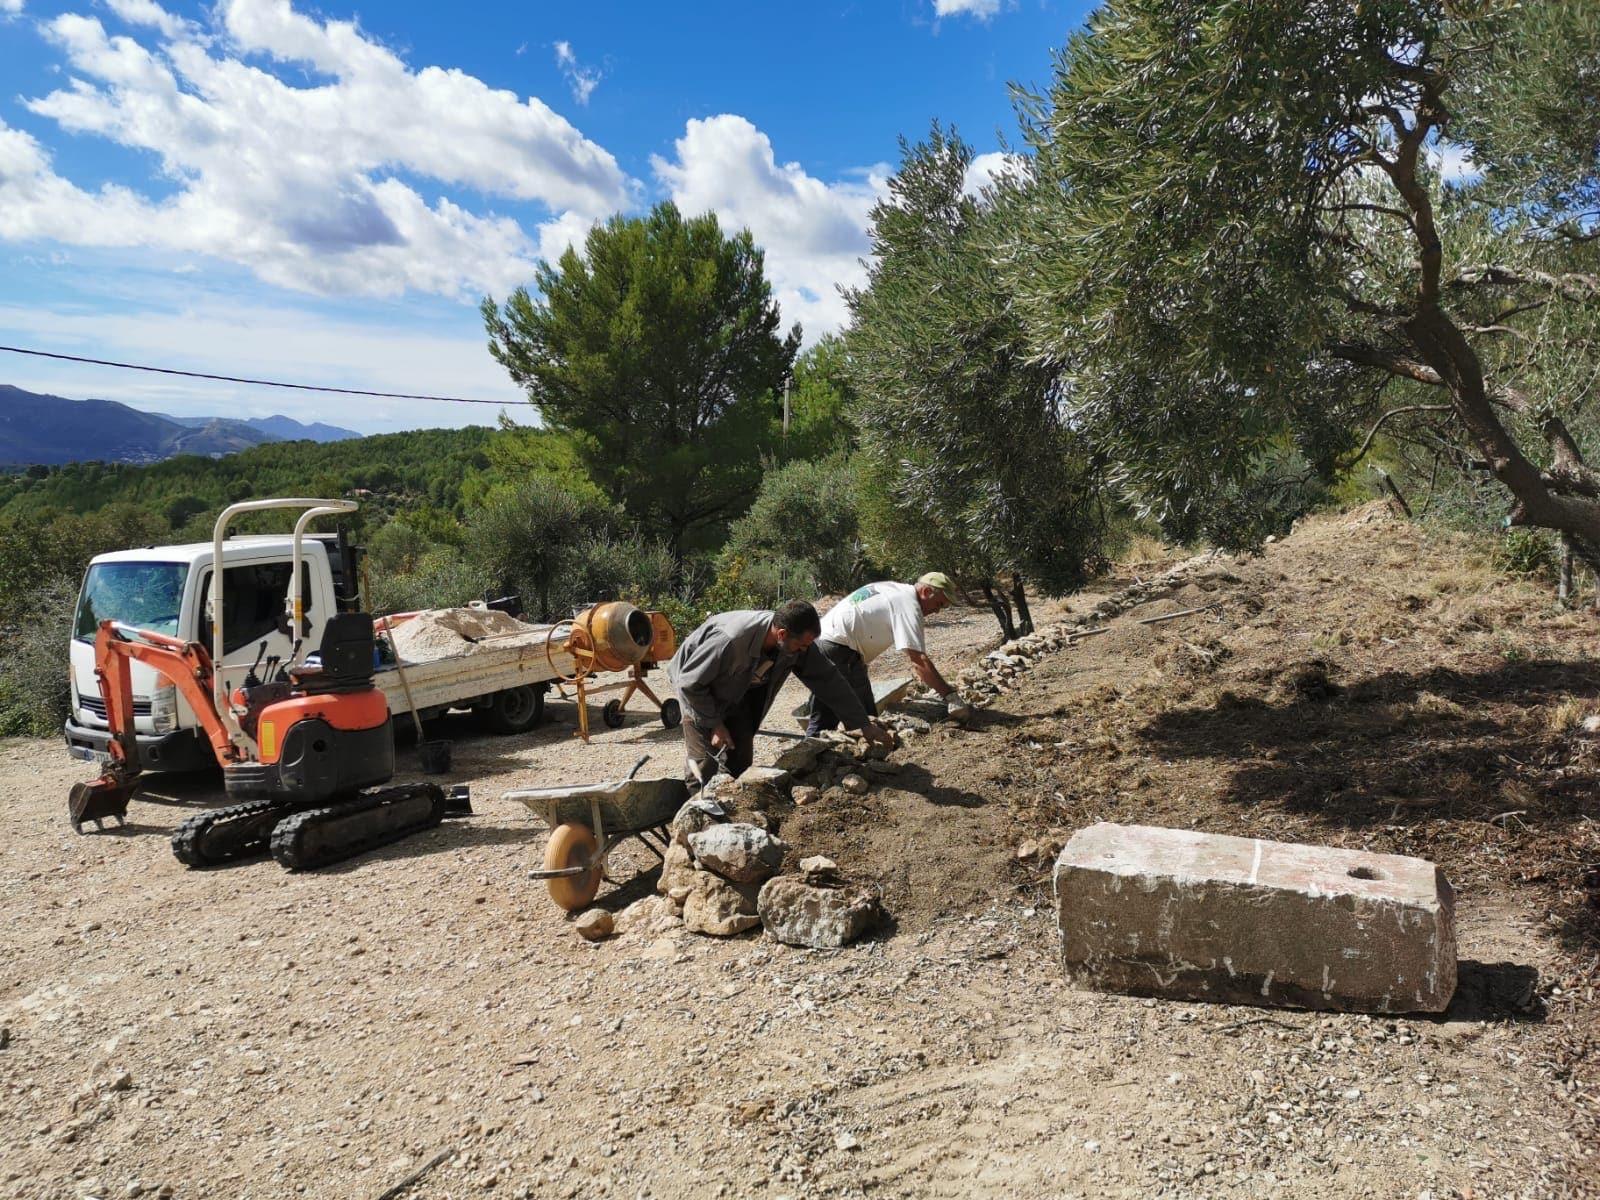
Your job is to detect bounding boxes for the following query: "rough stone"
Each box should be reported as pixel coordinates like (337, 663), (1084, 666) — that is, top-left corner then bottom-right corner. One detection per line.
(656, 842), (698, 903)
(700, 772), (782, 831)
(682, 872), (760, 937)
(840, 774), (869, 795)
(799, 855), (843, 885)
(670, 796), (727, 847)
(791, 785), (821, 806)
(1054, 822), (1457, 1013)
(613, 895), (682, 937)
(574, 909), (614, 941)
(758, 875), (885, 948)
(688, 823), (788, 885)
(739, 766), (794, 794)
(772, 737), (833, 774)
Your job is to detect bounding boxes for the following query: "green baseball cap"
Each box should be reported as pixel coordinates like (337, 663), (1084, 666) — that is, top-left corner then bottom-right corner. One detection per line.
(917, 571), (959, 603)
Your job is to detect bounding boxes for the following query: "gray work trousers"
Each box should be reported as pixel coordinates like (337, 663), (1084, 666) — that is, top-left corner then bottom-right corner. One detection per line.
(805, 640), (875, 736)
(681, 685), (768, 786)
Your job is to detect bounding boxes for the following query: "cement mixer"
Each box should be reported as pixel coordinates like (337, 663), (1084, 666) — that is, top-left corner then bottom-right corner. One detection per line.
(543, 601), (678, 740)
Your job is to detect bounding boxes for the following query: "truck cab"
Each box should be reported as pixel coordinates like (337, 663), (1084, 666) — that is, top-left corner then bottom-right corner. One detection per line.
(65, 534), (356, 770)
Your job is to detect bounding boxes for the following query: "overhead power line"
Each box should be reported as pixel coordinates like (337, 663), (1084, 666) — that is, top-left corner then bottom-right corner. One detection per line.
(0, 343), (514, 406)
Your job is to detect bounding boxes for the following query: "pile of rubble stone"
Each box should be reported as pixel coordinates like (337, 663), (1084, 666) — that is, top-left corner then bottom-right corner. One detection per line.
(583, 756), (890, 949)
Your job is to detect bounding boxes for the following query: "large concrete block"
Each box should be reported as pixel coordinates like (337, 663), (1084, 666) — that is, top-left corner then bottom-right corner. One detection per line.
(1054, 822), (1457, 1013)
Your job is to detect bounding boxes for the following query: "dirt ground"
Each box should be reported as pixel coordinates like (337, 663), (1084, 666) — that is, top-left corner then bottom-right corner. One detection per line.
(3, 508), (1597, 1199)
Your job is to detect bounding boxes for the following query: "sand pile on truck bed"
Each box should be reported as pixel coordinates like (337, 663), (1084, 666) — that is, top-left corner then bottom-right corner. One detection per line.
(386, 607), (553, 662)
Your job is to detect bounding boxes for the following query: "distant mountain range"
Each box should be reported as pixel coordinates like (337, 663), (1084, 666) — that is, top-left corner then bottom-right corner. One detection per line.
(0, 385), (360, 466)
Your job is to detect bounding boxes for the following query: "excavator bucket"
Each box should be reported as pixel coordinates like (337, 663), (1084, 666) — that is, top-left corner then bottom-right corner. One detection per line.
(68, 772), (140, 833)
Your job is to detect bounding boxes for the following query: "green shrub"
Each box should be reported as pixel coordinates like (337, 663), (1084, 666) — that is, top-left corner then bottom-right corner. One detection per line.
(724, 455), (865, 595)
(465, 478), (623, 621)
(1494, 527), (1560, 579)
(556, 533), (678, 617)
(0, 576), (77, 737)
(367, 548), (495, 615)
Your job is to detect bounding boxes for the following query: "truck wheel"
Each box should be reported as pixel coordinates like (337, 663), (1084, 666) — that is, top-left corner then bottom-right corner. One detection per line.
(483, 685), (544, 735)
(601, 699), (627, 729)
(660, 698), (682, 729)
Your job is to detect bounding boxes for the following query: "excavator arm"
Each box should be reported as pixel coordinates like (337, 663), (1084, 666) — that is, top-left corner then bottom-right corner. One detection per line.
(68, 621), (240, 832)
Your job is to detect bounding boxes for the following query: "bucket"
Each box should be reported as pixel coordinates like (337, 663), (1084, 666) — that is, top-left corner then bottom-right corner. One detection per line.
(418, 739), (452, 775)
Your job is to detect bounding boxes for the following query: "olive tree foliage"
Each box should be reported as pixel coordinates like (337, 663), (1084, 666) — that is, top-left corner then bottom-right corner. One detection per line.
(462, 476), (678, 622)
(364, 518), (495, 617)
(723, 454), (866, 596)
(482, 201), (800, 563)
(1010, 0), (1600, 558)
(845, 124), (1111, 638)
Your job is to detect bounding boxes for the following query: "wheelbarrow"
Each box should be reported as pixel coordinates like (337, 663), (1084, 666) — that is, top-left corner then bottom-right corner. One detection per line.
(504, 755), (689, 911)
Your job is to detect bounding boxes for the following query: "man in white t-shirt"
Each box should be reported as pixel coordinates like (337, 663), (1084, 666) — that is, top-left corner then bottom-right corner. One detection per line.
(806, 571), (970, 735)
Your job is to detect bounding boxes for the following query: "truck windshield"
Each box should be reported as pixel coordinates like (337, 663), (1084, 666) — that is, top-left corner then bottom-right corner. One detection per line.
(74, 562), (189, 643)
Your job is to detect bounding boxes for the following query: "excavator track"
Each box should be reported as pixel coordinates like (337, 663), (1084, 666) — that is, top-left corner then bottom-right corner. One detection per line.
(171, 798), (307, 867)
(270, 783), (447, 871)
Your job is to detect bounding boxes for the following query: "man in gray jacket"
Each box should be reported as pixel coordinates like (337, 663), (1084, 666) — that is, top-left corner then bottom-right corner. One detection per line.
(668, 599), (894, 785)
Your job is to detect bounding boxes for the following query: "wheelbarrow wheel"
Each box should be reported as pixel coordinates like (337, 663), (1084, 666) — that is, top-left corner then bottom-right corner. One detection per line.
(544, 822), (602, 910)
(660, 698), (682, 729)
(601, 699), (627, 729)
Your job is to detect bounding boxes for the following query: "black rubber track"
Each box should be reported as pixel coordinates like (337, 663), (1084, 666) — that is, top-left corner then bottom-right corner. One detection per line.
(172, 798), (298, 867)
(269, 783), (446, 871)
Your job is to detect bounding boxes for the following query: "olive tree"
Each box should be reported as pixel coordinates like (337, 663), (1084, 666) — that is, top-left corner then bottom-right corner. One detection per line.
(1013, 0), (1600, 556)
(846, 124), (1111, 638)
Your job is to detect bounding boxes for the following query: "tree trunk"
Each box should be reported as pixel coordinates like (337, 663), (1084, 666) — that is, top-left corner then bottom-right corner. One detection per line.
(1559, 535), (1575, 608)
(1010, 572), (1034, 636)
(1404, 306), (1600, 575)
(981, 579), (1018, 641)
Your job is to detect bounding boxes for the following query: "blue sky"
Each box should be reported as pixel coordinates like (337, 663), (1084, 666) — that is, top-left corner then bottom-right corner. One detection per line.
(0, 0), (1093, 434)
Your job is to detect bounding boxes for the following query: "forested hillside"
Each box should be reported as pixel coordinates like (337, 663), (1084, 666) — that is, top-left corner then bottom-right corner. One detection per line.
(0, 425), (497, 529)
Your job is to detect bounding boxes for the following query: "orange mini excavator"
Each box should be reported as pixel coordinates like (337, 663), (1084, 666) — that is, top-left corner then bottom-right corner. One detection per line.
(68, 498), (444, 869)
(70, 613), (445, 870)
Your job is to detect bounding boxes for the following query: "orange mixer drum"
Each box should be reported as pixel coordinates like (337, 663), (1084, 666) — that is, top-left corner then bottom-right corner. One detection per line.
(573, 601), (656, 671)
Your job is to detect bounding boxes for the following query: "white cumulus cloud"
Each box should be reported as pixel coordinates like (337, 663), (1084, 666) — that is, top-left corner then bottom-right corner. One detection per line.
(6, 0), (637, 298)
(0, 0), (23, 15)
(933, 0), (1003, 20)
(652, 115), (889, 339)
(964, 150), (1023, 195)
(105, 0), (191, 38)
(554, 40), (601, 106)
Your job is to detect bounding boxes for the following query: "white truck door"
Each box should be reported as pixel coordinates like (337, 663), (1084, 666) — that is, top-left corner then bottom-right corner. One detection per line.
(194, 556), (331, 699)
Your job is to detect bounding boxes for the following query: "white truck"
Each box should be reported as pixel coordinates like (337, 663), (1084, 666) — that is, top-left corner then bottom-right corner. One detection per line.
(65, 513), (568, 772)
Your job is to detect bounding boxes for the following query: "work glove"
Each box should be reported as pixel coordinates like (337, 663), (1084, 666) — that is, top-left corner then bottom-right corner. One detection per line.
(944, 689), (972, 722)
